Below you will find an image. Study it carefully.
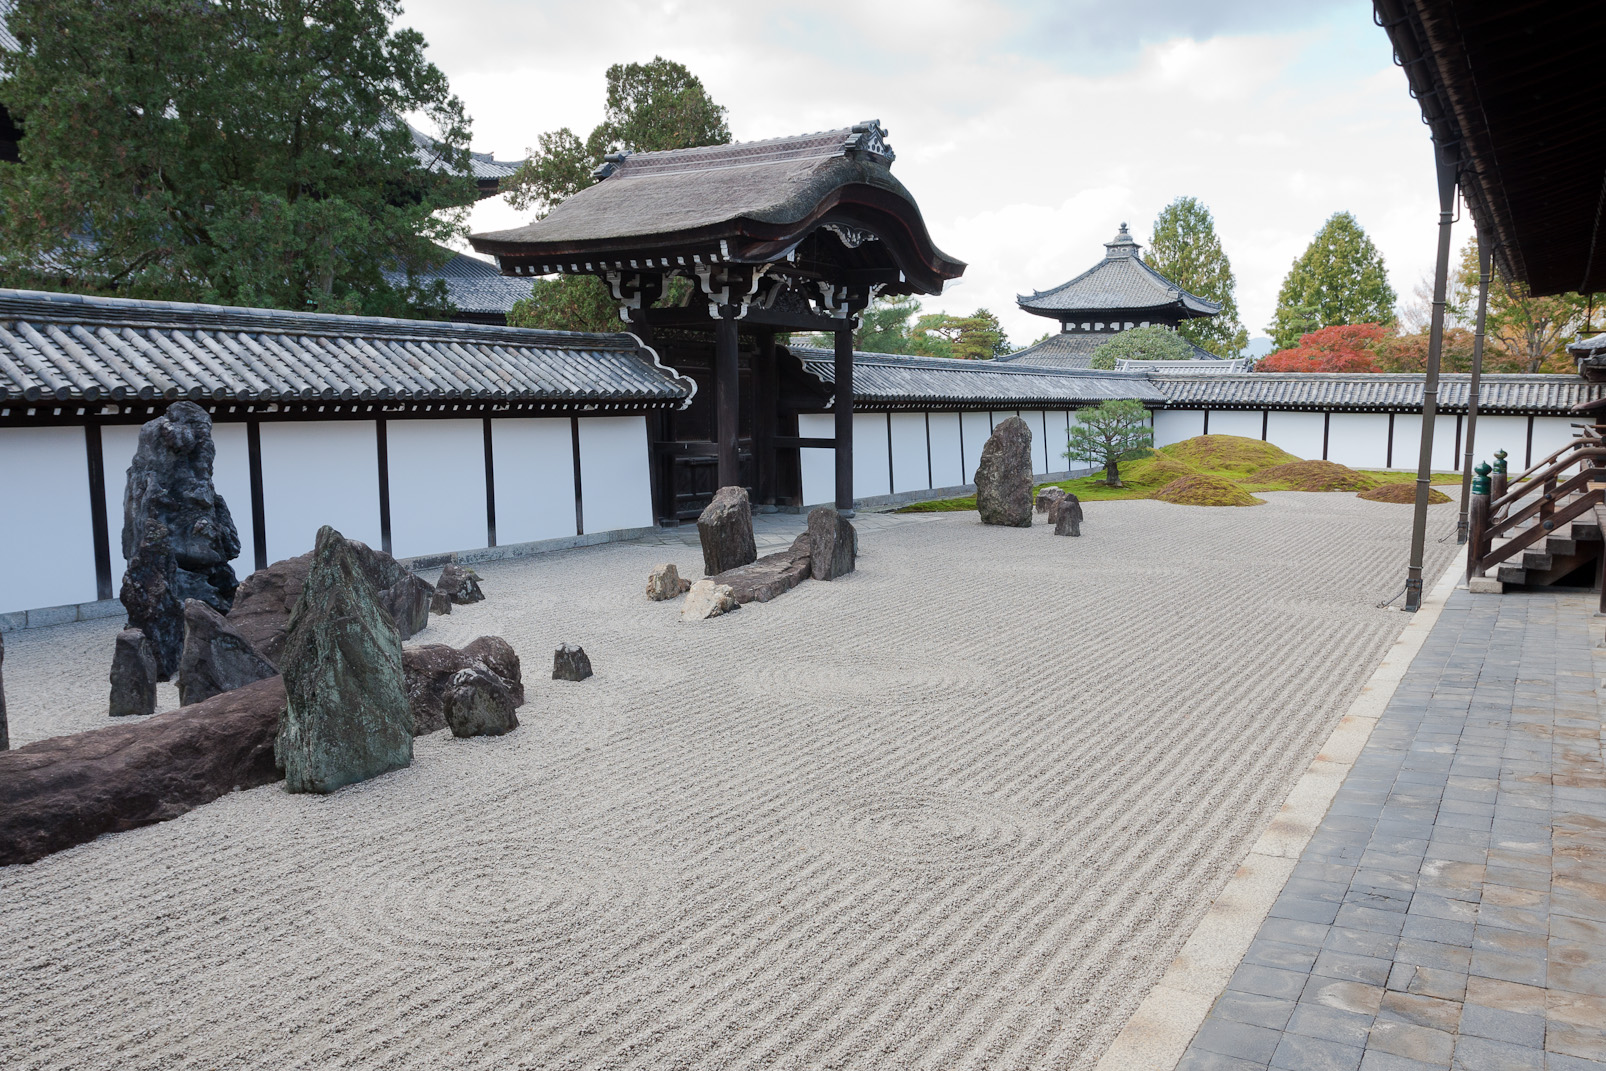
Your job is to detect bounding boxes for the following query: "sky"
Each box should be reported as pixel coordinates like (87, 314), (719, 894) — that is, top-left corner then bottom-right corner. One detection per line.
(397, 0), (1442, 347)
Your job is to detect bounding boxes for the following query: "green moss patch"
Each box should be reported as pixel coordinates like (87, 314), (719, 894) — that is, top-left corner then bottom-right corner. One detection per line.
(1358, 483), (1452, 504)
(1246, 460), (1378, 493)
(1151, 474), (1264, 507)
(1163, 435), (1300, 476)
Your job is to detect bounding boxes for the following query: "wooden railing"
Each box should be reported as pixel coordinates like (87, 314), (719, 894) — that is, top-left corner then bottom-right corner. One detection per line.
(1468, 429), (1606, 606)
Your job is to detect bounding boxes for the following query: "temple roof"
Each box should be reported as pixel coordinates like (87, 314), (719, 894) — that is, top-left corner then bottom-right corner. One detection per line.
(1017, 224), (1223, 321)
(1147, 372), (1599, 414)
(470, 122), (964, 295)
(995, 328), (1220, 370)
(380, 250), (532, 324)
(0, 288), (692, 408)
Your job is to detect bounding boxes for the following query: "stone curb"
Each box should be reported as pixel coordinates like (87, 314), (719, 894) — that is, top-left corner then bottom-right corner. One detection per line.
(1091, 554), (1465, 1071)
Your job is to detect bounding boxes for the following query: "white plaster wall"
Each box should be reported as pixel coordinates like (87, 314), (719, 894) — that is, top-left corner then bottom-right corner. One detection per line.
(853, 412), (891, 499)
(798, 413), (835, 506)
(1207, 410), (1263, 440)
(1153, 409), (1205, 448)
(1466, 415), (1530, 471)
(260, 421), (380, 563)
(492, 417), (577, 544)
(0, 426), (97, 611)
(1017, 410), (1048, 474)
(1265, 411), (1326, 461)
(889, 412), (929, 492)
(1325, 413), (1392, 470)
(927, 412), (964, 487)
(101, 424), (141, 559)
(577, 416), (653, 533)
(960, 412), (991, 481)
(386, 419), (487, 559)
(1391, 414), (1460, 470)
(1528, 417), (1579, 470)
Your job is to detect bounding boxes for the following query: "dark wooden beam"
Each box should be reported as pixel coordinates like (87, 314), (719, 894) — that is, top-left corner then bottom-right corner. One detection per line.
(834, 326), (854, 512)
(774, 436), (835, 450)
(715, 311), (740, 488)
(756, 330), (778, 506)
(83, 422), (113, 601)
(641, 304), (845, 333)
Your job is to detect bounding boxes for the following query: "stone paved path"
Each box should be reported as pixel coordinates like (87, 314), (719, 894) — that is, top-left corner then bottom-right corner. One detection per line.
(1179, 588), (1606, 1071)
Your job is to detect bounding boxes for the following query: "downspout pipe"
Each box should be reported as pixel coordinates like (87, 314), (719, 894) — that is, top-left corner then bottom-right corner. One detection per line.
(1456, 238), (1492, 545)
(1404, 152), (1458, 611)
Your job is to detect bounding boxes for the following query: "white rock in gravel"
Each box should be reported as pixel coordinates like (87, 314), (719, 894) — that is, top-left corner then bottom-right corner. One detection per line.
(680, 580), (738, 621)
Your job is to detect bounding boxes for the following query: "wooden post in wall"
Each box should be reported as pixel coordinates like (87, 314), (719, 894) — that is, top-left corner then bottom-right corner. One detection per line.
(834, 325), (854, 513)
(755, 330), (778, 508)
(715, 311), (740, 490)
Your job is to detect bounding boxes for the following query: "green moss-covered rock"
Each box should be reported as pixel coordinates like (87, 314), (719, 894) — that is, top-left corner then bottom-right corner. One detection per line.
(277, 526), (412, 794)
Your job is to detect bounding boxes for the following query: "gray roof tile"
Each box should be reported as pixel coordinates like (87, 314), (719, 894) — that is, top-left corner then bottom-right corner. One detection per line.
(382, 251), (533, 318)
(790, 346), (1163, 408)
(1149, 372), (1605, 414)
(0, 288), (693, 407)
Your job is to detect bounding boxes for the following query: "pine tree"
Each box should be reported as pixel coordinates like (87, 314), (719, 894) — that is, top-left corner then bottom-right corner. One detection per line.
(1145, 197), (1248, 357)
(0, 0), (475, 314)
(1269, 211), (1397, 349)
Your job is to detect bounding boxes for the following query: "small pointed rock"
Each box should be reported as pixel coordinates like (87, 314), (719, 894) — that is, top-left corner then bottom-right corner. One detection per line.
(444, 666), (520, 738)
(807, 506), (857, 581)
(436, 562), (484, 605)
(646, 563), (691, 601)
(1054, 493), (1084, 537)
(553, 644), (593, 682)
(177, 600), (277, 706)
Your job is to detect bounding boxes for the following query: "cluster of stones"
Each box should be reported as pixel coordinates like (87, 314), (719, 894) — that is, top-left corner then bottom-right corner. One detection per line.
(974, 417), (1087, 537)
(647, 486), (857, 621)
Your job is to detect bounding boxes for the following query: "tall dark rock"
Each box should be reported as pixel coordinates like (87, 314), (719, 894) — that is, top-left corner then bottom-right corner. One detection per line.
(177, 600), (277, 706)
(276, 526), (412, 794)
(975, 417), (1034, 528)
(121, 401), (241, 613)
(697, 486), (757, 576)
(0, 631), (8, 751)
(119, 522), (184, 679)
(109, 629), (159, 718)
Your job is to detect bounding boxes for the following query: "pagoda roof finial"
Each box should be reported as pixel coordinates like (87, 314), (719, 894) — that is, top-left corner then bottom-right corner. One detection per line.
(1105, 222), (1139, 258)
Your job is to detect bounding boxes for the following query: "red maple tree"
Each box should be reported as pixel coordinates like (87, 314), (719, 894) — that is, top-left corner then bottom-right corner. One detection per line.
(1256, 324), (1390, 372)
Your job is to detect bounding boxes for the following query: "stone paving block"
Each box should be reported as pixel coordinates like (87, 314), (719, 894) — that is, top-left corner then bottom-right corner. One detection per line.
(1394, 937), (1472, 973)
(1269, 1032), (1363, 1071)
(1191, 1017), (1284, 1064)
(1357, 1048), (1450, 1070)
(1457, 1002), (1546, 1047)
(1449, 1034), (1545, 1070)
(1286, 1003), (1375, 1047)
(1214, 991), (1297, 1031)
(1244, 939), (1321, 973)
(1377, 991), (1462, 1032)
(1259, 917), (1331, 949)
(1401, 914), (1475, 947)
(1305, 978), (1386, 1017)
(1543, 1052), (1606, 1071)
(1462, 975), (1546, 1014)
(1548, 937), (1606, 997)
(1368, 1020), (1456, 1065)
(1176, 1048), (1269, 1071)
(1232, 964), (1311, 1000)
(1313, 950), (1394, 986)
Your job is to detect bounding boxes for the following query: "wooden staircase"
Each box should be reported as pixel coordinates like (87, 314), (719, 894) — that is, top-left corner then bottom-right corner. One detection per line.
(1469, 428), (1606, 607)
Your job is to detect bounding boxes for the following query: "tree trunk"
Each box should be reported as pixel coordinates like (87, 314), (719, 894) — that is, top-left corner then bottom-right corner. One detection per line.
(1105, 460), (1122, 487)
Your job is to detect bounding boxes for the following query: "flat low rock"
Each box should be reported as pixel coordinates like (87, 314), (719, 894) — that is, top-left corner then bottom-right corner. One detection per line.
(1035, 488), (1068, 515)
(0, 675), (286, 866)
(712, 534), (812, 604)
(177, 600), (277, 707)
(403, 637), (525, 735)
(681, 580), (739, 621)
(697, 486), (757, 576)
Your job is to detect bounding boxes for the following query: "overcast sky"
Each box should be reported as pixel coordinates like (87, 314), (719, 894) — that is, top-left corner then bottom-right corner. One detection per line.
(399, 0), (1440, 345)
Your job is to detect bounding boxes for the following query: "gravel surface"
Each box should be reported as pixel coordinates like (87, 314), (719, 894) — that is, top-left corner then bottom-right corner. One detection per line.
(0, 492), (1459, 1071)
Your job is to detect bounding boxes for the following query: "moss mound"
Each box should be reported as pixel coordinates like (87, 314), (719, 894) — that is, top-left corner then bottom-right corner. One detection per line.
(1251, 460), (1378, 493)
(1162, 435), (1300, 476)
(1358, 483), (1451, 505)
(1151, 474), (1264, 507)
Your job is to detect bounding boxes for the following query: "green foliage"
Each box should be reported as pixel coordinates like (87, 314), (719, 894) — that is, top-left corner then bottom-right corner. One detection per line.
(0, 0), (474, 313)
(505, 56), (729, 216)
(1145, 197), (1248, 357)
(909, 308), (1009, 359)
(507, 275), (620, 333)
(1088, 325), (1197, 369)
(1066, 399), (1155, 485)
(1269, 211), (1397, 349)
(855, 294), (922, 352)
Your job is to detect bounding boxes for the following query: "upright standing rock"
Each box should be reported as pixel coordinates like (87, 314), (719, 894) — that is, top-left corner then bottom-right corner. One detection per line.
(553, 644), (593, 681)
(444, 667), (520, 738)
(697, 486), (757, 576)
(0, 631), (8, 751)
(1054, 494), (1084, 537)
(109, 629), (159, 718)
(177, 600), (277, 706)
(807, 506), (857, 581)
(646, 563), (691, 601)
(975, 417), (1034, 527)
(121, 401), (241, 614)
(120, 522), (184, 679)
(276, 526), (412, 794)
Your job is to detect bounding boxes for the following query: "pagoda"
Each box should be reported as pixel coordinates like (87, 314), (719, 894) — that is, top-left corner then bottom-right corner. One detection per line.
(999, 223), (1223, 369)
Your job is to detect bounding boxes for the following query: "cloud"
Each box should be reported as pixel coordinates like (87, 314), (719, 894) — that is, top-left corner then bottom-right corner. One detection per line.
(404, 0), (1440, 344)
